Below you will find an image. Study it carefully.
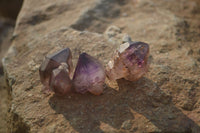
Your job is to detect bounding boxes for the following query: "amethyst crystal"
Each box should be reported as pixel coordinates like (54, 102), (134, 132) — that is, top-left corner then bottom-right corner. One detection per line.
(106, 41), (149, 81)
(39, 48), (73, 92)
(73, 53), (105, 95)
(50, 63), (72, 95)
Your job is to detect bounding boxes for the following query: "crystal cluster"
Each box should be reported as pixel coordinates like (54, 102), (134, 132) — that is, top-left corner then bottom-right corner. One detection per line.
(106, 41), (149, 81)
(39, 49), (105, 95)
(39, 41), (149, 96)
(39, 48), (73, 95)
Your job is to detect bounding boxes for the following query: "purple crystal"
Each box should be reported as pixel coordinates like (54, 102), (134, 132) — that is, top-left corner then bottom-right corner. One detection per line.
(106, 41), (149, 81)
(50, 63), (72, 95)
(39, 48), (73, 91)
(73, 53), (105, 95)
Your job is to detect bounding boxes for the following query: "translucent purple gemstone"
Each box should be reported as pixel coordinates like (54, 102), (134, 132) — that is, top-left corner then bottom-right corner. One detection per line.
(39, 57), (60, 90)
(39, 48), (73, 93)
(106, 41), (149, 81)
(73, 53), (105, 95)
(50, 63), (72, 95)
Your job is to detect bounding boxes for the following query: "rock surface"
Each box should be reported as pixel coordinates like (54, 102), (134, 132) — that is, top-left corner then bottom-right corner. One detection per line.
(0, 1), (23, 132)
(0, 14), (15, 133)
(2, 0), (200, 132)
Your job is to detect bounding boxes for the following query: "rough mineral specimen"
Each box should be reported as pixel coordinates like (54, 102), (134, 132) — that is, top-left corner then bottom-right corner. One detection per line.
(39, 48), (73, 91)
(50, 63), (72, 95)
(106, 41), (149, 81)
(73, 53), (105, 95)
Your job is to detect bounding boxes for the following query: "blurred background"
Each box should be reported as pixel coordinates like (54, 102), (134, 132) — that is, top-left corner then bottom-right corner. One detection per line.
(0, 0), (23, 71)
(0, 0), (23, 132)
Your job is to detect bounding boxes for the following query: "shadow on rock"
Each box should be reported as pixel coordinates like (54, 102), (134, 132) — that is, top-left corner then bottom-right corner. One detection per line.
(49, 77), (200, 133)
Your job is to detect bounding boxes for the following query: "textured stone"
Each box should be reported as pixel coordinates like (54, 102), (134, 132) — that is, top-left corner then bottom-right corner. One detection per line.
(2, 0), (200, 132)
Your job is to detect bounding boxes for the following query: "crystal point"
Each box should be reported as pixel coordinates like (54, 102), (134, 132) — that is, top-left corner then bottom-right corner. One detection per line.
(47, 48), (73, 75)
(39, 48), (73, 91)
(50, 63), (72, 95)
(106, 41), (149, 81)
(73, 53), (105, 95)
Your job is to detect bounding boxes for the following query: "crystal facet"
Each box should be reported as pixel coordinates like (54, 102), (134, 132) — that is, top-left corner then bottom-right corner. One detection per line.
(50, 63), (72, 95)
(106, 41), (149, 81)
(73, 53), (105, 95)
(39, 48), (73, 91)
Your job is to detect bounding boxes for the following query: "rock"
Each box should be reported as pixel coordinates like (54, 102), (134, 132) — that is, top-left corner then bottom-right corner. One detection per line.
(71, 0), (121, 33)
(121, 120), (133, 130)
(122, 34), (132, 43)
(104, 25), (127, 45)
(104, 25), (121, 38)
(0, 3), (20, 131)
(0, 18), (14, 71)
(168, 114), (176, 120)
(3, 0), (200, 132)
(100, 122), (118, 133)
(181, 99), (194, 111)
